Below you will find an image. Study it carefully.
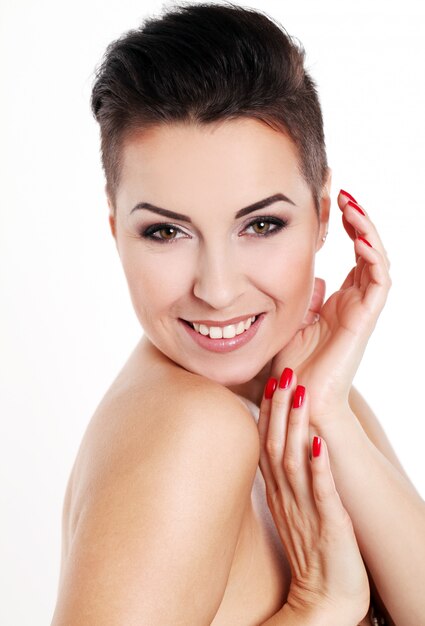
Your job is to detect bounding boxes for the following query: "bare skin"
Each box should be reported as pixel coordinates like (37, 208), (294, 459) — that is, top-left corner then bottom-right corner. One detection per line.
(58, 335), (406, 625)
(54, 119), (424, 624)
(59, 338), (287, 625)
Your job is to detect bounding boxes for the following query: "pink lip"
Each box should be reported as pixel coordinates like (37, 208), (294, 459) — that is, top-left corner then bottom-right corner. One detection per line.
(179, 313), (265, 353)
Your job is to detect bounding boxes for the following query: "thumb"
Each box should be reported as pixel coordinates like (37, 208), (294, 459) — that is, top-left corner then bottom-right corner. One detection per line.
(300, 277), (326, 328)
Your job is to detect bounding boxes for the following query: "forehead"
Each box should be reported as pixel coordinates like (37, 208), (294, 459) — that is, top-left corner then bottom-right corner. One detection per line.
(116, 118), (311, 212)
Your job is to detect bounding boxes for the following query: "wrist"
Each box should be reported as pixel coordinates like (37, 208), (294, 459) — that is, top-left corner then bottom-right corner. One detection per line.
(313, 405), (364, 439)
(276, 603), (356, 626)
(309, 400), (354, 431)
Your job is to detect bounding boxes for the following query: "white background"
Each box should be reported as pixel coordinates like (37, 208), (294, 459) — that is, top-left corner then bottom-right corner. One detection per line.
(1, 0), (424, 624)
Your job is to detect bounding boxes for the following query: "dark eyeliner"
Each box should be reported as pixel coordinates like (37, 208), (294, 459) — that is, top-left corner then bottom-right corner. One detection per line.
(139, 215), (288, 243)
(242, 215), (288, 238)
(140, 222), (186, 243)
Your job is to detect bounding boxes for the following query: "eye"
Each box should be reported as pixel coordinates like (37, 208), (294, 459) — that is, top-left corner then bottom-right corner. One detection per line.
(242, 216), (288, 238)
(140, 223), (188, 243)
(140, 215), (288, 244)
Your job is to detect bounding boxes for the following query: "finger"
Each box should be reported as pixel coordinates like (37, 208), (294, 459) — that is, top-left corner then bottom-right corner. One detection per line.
(354, 238), (392, 315)
(338, 188), (359, 207)
(339, 191), (360, 246)
(310, 436), (352, 528)
(342, 212), (359, 245)
(257, 377), (279, 497)
(265, 369), (297, 495)
(339, 197), (392, 296)
(354, 256), (367, 289)
(281, 385), (315, 511)
(359, 258), (371, 293)
(267, 369), (296, 456)
(341, 199), (390, 271)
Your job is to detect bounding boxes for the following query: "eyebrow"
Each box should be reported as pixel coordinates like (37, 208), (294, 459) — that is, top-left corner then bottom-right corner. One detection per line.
(129, 192), (296, 222)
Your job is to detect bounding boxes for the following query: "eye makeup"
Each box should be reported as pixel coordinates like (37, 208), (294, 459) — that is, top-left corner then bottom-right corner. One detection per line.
(138, 215), (289, 244)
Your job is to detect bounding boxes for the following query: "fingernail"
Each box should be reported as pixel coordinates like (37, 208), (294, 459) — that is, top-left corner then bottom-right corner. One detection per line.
(347, 200), (366, 216)
(264, 377), (277, 399)
(358, 236), (373, 248)
(279, 367), (293, 389)
(312, 436), (322, 457)
(340, 189), (358, 204)
(292, 385), (305, 408)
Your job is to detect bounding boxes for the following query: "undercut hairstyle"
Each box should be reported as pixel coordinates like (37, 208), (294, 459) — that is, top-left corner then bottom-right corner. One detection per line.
(90, 1), (328, 214)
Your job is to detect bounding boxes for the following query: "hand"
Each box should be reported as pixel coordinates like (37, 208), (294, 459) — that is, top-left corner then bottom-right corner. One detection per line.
(268, 190), (391, 426)
(257, 369), (370, 624)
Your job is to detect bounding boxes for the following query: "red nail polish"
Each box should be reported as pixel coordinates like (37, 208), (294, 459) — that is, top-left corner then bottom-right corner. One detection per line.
(347, 200), (366, 216)
(358, 236), (372, 248)
(312, 436), (322, 457)
(292, 385), (305, 408)
(279, 367), (293, 389)
(340, 189), (358, 204)
(265, 377), (277, 399)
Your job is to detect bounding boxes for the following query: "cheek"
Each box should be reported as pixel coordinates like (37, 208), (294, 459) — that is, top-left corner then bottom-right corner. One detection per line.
(120, 247), (192, 317)
(248, 239), (316, 312)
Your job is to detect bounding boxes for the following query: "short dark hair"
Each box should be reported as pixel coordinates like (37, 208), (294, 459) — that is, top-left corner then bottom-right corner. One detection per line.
(90, 1), (328, 214)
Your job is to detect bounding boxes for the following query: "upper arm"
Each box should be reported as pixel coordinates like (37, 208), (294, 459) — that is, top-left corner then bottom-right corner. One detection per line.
(52, 386), (260, 626)
(349, 385), (417, 491)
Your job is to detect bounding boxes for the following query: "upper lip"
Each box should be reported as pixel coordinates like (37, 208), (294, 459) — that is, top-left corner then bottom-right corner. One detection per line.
(182, 313), (261, 327)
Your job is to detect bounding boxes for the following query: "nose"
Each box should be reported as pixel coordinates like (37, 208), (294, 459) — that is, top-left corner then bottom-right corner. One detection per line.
(192, 244), (246, 310)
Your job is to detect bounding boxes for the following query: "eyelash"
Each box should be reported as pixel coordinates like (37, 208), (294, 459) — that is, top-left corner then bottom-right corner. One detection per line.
(139, 216), (288, 244)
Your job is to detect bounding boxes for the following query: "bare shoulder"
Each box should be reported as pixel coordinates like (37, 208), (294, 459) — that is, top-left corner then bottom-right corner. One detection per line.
(53, 340), (260, 625)
(349, 385), (417, 491)
(69, 337), (259, 499)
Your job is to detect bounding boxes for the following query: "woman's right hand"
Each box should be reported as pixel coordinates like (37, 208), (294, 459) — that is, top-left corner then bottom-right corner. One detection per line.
(257, 368), (370, 625)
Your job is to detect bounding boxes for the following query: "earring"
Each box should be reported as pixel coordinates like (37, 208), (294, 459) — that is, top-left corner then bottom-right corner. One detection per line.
(322, 232), (328, 242)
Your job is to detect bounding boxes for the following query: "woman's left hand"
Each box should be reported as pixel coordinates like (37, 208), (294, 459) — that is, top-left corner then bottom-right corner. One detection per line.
(268, 190), (392, 428)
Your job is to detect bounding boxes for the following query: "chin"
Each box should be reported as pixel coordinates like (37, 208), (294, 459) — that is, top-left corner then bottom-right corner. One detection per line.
(182, 356), (268, 389)
(146, 331), (272, 387)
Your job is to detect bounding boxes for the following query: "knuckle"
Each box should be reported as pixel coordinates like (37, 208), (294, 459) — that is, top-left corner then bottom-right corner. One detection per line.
(283, 453), (301, 476)
(265, 486), (279, 508)
(324, 508), (354, 535)
(314, 483), (334, 504)
(265, 438), (283, 460)
(288, 409), (303, 427)
(271, 394), (289, 410)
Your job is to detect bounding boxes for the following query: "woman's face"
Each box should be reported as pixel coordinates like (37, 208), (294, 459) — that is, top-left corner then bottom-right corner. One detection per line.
(109, 118), (330, 386)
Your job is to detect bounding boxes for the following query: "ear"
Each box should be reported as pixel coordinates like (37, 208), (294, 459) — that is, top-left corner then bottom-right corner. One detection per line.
(106, 185), (116, 240)
(316, 167), (332, 251)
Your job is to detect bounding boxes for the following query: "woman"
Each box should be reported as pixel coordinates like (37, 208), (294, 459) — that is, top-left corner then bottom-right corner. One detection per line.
(51, 2), (425, 625)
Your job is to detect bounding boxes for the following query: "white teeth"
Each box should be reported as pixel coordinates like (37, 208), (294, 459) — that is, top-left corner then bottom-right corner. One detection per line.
(223, 324), (236, 339)
(235, 321), (245, 335)
(209, 326), (223, 339)
(190, 315), (258, 339)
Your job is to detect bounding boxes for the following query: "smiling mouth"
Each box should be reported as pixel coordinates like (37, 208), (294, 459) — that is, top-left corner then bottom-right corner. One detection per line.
(181, 314), (261, 339)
